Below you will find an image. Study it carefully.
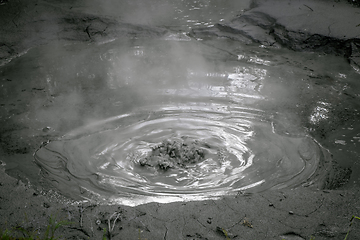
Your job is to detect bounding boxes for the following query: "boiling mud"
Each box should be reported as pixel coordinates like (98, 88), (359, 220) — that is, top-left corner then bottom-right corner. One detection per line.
(24, 36), (357, 206)
(1, 36), (359, 206)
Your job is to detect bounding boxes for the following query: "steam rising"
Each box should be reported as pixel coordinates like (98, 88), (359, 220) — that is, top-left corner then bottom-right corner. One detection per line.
(30, 38), (334, 205)
(2, 0), (359, 204)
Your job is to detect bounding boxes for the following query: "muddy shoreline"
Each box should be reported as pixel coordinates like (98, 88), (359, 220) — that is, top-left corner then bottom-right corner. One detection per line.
(1, 166), (359, 239)
(1, 0), (360, 239)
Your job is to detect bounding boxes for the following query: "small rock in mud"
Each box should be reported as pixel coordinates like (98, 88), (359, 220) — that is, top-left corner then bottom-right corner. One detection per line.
(139, 139), (207, 170)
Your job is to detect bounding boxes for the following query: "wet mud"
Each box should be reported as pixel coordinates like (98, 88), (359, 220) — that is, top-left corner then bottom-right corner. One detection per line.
(139, 139), (207, 169)
(1, 168), (359, 239)
(1, 0), (360, 239)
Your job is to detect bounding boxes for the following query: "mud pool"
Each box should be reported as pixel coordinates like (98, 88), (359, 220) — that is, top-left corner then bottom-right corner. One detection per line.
(1, 1), (360, 207)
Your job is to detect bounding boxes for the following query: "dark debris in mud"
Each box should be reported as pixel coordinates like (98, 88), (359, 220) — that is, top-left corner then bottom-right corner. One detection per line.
(325, 161), (353, 190)
(139, 139), (208, 170)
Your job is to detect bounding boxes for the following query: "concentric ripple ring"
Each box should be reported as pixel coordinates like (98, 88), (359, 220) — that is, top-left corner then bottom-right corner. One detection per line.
(34, 104), (330, 206)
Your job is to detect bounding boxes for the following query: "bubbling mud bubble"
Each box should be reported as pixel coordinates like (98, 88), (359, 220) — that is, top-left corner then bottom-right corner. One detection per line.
(34, 104), (331, 206)
(138, 138), (207, 170)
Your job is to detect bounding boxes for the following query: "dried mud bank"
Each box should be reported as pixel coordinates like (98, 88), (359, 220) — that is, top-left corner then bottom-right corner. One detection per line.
(1, 0), (359, 66)
(1, 0), (360, 239)
(191, 0), (360, 70)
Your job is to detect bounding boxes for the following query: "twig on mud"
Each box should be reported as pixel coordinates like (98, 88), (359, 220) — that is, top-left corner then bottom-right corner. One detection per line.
(241, 217), (253, 228)
(108, 211), (121, 232)
(85, 26), (91, 39)
(344, 215), (360, 240)
(79, 205), (84, 228)
(216, 227), (231, 240)
(104, 211), (122, 240)
(303, 4), (314, 11)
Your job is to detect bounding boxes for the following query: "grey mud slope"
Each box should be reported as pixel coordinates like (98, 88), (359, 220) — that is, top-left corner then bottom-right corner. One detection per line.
(191, 0), (360, 69)
(0, 0), (166, 65)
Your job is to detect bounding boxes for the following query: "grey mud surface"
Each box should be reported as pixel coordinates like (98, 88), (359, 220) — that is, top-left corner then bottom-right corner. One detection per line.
(1, 0), (360, 239)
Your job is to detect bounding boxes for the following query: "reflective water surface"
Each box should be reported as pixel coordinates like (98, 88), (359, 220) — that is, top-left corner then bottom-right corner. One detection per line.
(28, 38), (351, 205)
(34, 104), (328, 205)
(1, 1), (360, 206)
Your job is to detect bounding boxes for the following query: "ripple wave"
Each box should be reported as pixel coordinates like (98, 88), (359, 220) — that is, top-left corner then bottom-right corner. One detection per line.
(34, 103), (330, 206)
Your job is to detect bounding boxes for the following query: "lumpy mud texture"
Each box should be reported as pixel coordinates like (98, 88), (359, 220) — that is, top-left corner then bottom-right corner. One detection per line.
(139, 139), (207, 170)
